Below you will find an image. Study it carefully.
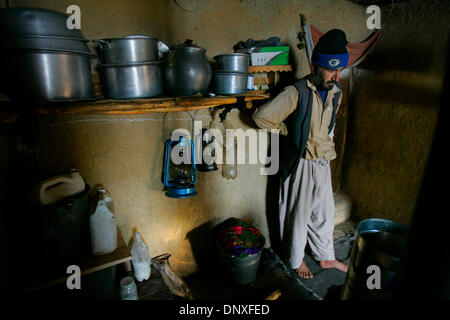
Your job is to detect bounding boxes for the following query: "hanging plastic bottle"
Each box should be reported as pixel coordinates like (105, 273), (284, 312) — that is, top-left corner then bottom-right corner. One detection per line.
(89, 185), (117, 256)
(130, 232), (151, 282)
(222, 118), (238, 180)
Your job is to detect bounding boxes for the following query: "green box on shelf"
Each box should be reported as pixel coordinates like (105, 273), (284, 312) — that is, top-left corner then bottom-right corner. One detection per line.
(238, 46), (290, 66)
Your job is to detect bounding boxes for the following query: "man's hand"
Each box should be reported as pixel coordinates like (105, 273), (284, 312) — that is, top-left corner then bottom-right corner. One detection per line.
(279, 122), (288, 136)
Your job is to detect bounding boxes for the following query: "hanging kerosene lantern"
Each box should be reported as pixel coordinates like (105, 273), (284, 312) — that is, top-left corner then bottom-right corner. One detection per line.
(162, 112), (197, 198)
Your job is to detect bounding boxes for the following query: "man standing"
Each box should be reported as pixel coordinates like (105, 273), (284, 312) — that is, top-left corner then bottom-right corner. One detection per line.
(252, 29), (349, 279)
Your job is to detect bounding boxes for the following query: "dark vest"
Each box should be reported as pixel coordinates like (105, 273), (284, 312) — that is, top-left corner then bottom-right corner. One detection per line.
(278, 77), (342, 181)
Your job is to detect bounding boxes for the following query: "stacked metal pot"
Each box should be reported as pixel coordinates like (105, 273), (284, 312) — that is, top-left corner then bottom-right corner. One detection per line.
(212, 53), (250, 95)
(95, 36), (166, 99)
(0, 7), (95, 101)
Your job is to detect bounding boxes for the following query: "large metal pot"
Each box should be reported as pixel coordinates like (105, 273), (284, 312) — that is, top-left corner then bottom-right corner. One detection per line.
(213, 53), (250, 73)
(212, 71), (249, 95)
(164, 40), (212, 97)
(3, 35), (91, 53)
(0, 7), (85, 39)
(93, 36), (167, 64)
(0, 49), (95, 101)
(98, 60), (164, 99)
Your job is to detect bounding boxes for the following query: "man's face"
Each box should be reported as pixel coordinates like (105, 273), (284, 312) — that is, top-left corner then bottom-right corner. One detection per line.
(312, 65), (344, 91)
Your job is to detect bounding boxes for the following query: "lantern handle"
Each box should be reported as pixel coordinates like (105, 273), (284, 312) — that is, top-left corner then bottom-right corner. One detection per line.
(162, 111), (195, 142)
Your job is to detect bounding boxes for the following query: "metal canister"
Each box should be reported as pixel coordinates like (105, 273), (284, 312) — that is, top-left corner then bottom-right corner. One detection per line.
(341, 218), (408, 300)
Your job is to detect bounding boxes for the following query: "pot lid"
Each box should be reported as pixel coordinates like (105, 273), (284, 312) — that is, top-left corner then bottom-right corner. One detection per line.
(93, 35), (158, 42)
(214, 71), (249, 75)
(0, 7), (85, 40)
(174, 38), (206, 51)
(98, 59), (165, 68)
(213, 53), (250, 59)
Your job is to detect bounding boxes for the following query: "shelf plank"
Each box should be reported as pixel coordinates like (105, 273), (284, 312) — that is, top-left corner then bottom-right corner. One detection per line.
(0, 111), (18, 124)
(249, 65), (293, 73)
(22, 228), (131, 294)
(35, 93), (270, 115)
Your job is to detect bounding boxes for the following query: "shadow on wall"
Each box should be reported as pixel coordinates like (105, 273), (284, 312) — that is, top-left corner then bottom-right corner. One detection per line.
(237, 108), (282, 256)
(185, 220), (221, 273)
(265, 173), (282, 255)
(340, 24), (445, 224)
(360, 46), (434, 72)
(351, 71), (441, 109)
(393, 34), (450, 299)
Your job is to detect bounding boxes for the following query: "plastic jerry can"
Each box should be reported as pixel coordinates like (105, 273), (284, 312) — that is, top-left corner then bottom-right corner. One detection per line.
(89, 185), (118, 256)
(33, 169), (86, 206)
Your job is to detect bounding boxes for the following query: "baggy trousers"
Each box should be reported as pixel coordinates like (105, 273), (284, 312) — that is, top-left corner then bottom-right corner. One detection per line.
(279, 158), (336, 269)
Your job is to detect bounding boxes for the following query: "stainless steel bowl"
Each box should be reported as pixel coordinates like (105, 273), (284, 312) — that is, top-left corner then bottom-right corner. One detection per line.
(0, 7), (85, 39)
(0, 49), (95, 101)
(98, 60), (164, 99)
(212, 71), (249, 95)
(213, 53), (250, 73)
(93, 36), (160, 64)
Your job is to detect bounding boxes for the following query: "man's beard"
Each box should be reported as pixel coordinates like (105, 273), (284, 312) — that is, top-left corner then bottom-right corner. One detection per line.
(310, 68), (336, 91)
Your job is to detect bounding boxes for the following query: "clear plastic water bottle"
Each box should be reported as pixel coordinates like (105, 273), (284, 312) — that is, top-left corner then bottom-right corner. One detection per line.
(89, 185), (117, 256)
(131, 232), (151, 282)
(222, 118), (238, 180)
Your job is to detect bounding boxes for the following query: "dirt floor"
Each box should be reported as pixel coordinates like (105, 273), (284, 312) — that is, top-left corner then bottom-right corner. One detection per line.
(137, 221), (356, 301)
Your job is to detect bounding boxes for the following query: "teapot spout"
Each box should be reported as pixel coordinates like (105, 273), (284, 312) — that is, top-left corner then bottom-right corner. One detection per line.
(157, 40), (170, 59)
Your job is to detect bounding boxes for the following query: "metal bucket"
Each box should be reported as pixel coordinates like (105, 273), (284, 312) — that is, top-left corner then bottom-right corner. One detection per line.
(98, 60), (164, 99)
(217, 239), (263, 286)
(341, 218), (408, 300)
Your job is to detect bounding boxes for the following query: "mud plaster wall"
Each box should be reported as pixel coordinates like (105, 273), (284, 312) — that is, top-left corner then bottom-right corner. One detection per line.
(342, 0), (448, 226)
(2, 0), (370, 276)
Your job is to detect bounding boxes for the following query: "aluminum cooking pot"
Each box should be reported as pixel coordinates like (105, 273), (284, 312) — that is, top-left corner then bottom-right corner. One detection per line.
(213, 53), (250, 73)
(212, 71), (249, 95)
(0, 7), (85, 39)
(3, 35), (91, 54)
(0, 49), (95, 101)
(98, 60), (164, 99)
(164, 40), (212, 97)
(93, 36), (168, 64)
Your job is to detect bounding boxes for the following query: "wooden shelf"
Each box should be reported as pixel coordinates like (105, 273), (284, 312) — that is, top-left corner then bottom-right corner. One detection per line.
(249, 65), (293, 73)
(34, 93), (269, 115)
(0, 111), (18, 124)
(23, 229), (131, 294)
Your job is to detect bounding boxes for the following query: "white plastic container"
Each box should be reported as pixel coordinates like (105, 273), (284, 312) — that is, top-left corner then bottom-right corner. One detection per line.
(32, 168), (86, 206)
(130, 232), (151, 282)
(89, 185), (117, 256)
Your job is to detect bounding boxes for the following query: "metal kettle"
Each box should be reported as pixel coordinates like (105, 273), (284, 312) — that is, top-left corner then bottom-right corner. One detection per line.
(164, 39), (212, 97)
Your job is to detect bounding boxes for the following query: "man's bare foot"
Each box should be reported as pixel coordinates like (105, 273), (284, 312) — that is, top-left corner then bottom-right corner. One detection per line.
(295, 261), (314, 279)
(319, 260), (348, 273)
